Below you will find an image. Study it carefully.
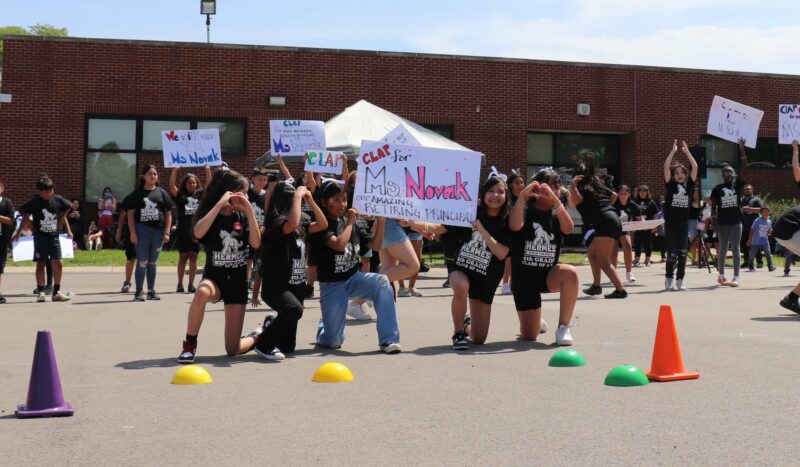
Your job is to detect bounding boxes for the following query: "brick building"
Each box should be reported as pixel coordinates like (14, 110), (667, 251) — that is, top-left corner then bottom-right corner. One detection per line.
(1, 35), (799, 214)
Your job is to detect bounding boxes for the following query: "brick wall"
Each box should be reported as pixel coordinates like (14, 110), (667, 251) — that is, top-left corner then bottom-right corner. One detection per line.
(1, 36), (799, 207)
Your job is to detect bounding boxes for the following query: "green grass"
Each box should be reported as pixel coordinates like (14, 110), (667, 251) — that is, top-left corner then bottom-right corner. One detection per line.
(8, 249), (206, 268)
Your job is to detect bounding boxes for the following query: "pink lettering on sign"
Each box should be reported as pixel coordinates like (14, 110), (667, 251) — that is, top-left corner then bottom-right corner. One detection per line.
(405, 167), (471, 201)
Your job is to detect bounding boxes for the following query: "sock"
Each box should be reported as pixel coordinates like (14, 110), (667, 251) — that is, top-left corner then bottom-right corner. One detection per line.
(186, 334), (198, 344)
(789, 292), (799, 302)
(37, 285), (44, 292)
(53, 284), (60, 294)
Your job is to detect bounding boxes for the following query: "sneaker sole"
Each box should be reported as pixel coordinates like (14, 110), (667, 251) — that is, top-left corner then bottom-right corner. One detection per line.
(253, 347), (285, 361)
(452, 345), (469, 351)
(381, 345), (402, 354)
(177, 357), (195, 364)
(779, 300), (800, 315)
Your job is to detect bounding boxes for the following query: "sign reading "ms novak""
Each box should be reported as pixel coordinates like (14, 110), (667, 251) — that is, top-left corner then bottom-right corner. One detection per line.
(162, 129), (223, 168)
(352, 141), (481, 227)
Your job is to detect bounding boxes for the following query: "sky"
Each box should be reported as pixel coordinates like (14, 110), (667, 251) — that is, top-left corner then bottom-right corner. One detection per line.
(5, 0), (800, 75)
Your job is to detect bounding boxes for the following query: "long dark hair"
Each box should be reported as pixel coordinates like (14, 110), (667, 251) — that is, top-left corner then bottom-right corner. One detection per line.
(476, 177), (510, 219)
(193, 169), (249, 228)
(317, 180), (346, 218)
(264, 181), (297, 230)
(572, 151), (606, 195)
(135, 164), (159, 190)
(637, 184), (652, 201)
(178, 173), (202, 200)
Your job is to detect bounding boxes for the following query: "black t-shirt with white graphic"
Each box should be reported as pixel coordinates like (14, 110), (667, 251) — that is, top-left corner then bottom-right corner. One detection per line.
(174, 192), (201, 237)
(247, 188), (267, 228)
(446, 213), (510, 279)
(0, 197), (15, 244)
(261, 214), (311, 288)
(664, 179), (694, 224)
(198, 211), (250, 274)
(127, 187), (174, 229)
(575, 184), (616, 226)
(310, 217), (373, 282)
(511, 200), (562, 274)
(19, 194), (71, 236)
(612, 199), (642, 224)
(711, 180), (745, 225)
(634, 198), (659, 221)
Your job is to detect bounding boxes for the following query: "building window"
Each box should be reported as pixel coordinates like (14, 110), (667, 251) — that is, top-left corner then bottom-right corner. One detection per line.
(87, 118), (136, 151)
(527, 132), (621, 184)
(197, 121), (246, 154)
(702, 135), (793, 169)
(142, 120), (191, 151)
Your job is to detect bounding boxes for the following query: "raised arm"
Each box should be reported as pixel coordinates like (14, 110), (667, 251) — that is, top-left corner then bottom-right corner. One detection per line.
(567, 175), (584, 209)
(792, 140), (800, 184)
(737, 137), (749, 181)
(276, 155), (292, 180)
(204, 165), (213, 189)
(341, 154), (350, 183)
(682, 140), (699, 182)
(282, 186), (307, 235)
(325, 209), (356, 253)
(664, 139), (677, 183)
(306, 192), (328, 234)
(168, 167), (179, 197)
(510, 182), (536, 232)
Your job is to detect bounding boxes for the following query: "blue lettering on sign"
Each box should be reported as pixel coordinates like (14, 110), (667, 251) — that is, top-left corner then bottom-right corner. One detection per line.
(272, 137), (290, 153)
(188, 148), (221, 164)
(171, 153), (187, 164)
(283, 120), (301, 127)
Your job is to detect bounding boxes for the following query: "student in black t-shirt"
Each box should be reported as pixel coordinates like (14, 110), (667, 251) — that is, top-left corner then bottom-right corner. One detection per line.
(0, 177), (14, 304)
(663, 140), (698, 291)
(633, 184), (659, 267)
(16, 174), (73, 302)
(308, 181), (401, 353)
(501, 169), (525, 295)
(177, 169), (263, 364)
(126, 164), (175, 301)
(777, 140), (800, 314)
(710, 137), (749, 287)
(404, 176), (512, 350)
(168, 166), (211, 294)
(246, 166), (269, 292)
(509, 169), (578, 346)
(611, 185), (641, 284)
(569, 152), (627, 299)
(115, 194), (137, 293)
(250, 181), (327, 360)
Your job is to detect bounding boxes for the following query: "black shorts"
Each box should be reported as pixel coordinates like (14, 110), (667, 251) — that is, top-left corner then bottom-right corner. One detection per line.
(511, 265), (553, 311)
(33, 233), (62, 261)
(592, 210), (623, 238)
(447, 262), (503, 305)
(0, 243), (8, 274)
(175, 233), (200, 254)
(203, 267), (248, 305)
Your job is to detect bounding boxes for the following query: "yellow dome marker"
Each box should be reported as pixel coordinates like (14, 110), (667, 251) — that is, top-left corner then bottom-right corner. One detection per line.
(171, 365), (213, 385)
(312, 362), (354, 383)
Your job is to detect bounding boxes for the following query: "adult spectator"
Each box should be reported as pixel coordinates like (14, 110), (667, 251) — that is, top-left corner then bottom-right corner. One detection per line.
(67, 198), (85, 249)
(740, 184), (763, 268)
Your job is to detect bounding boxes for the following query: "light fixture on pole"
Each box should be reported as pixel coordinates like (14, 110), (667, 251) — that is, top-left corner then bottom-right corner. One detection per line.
(200, 0), (216, 43)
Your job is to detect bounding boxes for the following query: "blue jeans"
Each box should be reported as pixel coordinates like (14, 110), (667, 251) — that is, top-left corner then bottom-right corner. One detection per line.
(134, 223), (163, 292)
(748, 244), (772, 268)
(316, 271), (399, 348)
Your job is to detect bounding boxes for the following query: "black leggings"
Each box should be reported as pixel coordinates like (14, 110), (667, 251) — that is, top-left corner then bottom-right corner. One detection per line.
(634, 230), (652, 258)
(665, 222), (688, 279)
(257, 286), (305, 353)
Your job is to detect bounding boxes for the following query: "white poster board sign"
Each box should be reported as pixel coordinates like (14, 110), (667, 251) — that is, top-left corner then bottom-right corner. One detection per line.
(779, 104), (800, 144)
(270, 120), (326, 157)
(162, 129), (223, 168)
(352, 141), (481, 227)
(304, 150), (347, 175)
(622, 219), (665, 232)
(706, 96), (763, 148)
(381, 124), (422, 146)
(12, 234), (74, 261)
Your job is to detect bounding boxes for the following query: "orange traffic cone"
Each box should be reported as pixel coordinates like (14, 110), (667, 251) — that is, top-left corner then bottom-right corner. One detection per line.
(646, 305), (700, 382)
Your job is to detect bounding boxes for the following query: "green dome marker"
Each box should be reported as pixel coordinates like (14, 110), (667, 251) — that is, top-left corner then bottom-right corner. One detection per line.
(604, 365), (649, 387)
(548, 349), (586, 367)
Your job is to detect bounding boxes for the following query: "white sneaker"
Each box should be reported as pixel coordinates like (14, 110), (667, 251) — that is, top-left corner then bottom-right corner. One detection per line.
(409, 288), (423, 297)
(255, 347), (285, 361)
(397, 287), (411, 297)
(501, 283), (511, 295)
(380, 342), (402, 354)
(676, 279), (687, 291)
(346, 303), (372, 320)
(626, 271), (637, 283)
(665, 278), (673, 291)
(37, 291), (46, 303)
(540, 319), (548, 334)
(556, 325), (574, 346)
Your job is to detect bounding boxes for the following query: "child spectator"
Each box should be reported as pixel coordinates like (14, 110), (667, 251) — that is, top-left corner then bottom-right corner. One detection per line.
(746, 207), (775, 272)
(85, 220), (103, 250)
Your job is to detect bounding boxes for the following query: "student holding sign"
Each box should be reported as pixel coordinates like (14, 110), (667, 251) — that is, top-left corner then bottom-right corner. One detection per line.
(709, 138), (749, 287)
(403, 175), (512, 350)
(509, 169), (577, 346)
(168, 166), (211, 293)
(569, 152), (628, 299)
(663, 140), (698, 291)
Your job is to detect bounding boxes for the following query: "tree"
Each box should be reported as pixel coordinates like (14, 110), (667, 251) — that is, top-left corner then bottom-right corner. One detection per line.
(0, 24), (68, 67)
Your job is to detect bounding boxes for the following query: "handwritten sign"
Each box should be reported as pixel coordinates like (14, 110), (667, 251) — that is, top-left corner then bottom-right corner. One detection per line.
(162, 129), (223, 168)
(12, 234), (74, 261)
(270, 120), (326, 157)
(381, 124), (422, 146)
(622, 219), (665, 232)
(304, 150), (346, 175)
(352, 141), (481, 227)
(706, 96), (763, 148)
(779, 104), (800, 144)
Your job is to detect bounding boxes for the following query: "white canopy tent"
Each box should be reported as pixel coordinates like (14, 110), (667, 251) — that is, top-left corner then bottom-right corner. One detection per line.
(255, 99), (482, 165)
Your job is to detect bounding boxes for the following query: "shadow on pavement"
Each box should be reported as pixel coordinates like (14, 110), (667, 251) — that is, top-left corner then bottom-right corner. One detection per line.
(751, 315), (800, 322)
(413, 339), (556, 356)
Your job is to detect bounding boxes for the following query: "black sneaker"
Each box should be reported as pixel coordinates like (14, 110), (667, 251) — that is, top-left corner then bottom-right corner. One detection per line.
(583, 285), (602, 296)
(419, 261), (430, 273)
(757, 263), (764, 269)
(0, 295), (6, 304)
(779, 296), (800, 315)
(176, 284), (185, 293)
(768, 266), (776, 272)
(605, 289), (628, 299)
(134, 291), (146, 302)
(147, 290), (161, 300)
(452, 332), (469, 350)
(188, 284), (196, 293)
(305, 285), (314, 298)
(463, 314), (471, 333)
(442, 279), (451, 288)
(178, 340), (197, 364)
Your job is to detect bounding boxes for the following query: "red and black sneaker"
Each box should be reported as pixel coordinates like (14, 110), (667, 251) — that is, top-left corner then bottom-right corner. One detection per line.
(177, 340), (197, 364)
